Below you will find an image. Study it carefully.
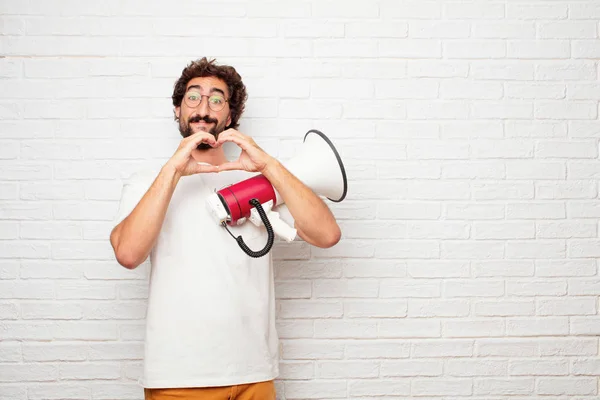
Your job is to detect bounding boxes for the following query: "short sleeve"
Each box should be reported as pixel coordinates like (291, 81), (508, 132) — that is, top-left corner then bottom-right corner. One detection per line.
(113, 169), (157, 228)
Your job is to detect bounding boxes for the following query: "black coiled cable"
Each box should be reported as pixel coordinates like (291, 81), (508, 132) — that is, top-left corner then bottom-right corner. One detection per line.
(221, 198), (275, 258)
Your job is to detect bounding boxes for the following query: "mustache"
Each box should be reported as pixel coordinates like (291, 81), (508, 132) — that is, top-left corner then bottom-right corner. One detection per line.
(188, 115), (218, 124)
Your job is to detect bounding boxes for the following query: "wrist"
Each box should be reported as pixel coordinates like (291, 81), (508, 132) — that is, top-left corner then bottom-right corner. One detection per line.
(259, 156), (280, 176)
(161, 162), (182, 182)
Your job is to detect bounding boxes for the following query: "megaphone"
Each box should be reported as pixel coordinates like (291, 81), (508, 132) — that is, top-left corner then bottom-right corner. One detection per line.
(206, 129), (347, 258)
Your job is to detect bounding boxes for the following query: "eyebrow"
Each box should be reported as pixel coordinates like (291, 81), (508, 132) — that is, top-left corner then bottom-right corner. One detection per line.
(186, 85), (226, 97)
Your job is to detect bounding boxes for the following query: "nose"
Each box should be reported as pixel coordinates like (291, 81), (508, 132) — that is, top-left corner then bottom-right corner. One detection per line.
(195, 96), (210, 116)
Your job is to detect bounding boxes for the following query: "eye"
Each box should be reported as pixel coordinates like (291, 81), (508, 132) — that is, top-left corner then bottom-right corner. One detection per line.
(187, 93), (200, 101)
(209, 96), (224, 105)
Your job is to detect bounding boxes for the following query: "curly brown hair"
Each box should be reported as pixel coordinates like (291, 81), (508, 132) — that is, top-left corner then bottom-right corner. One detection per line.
(172, 58), (248, 130)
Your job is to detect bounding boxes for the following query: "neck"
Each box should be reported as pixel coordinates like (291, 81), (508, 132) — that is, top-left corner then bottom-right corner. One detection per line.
(191, 147), (228, 166)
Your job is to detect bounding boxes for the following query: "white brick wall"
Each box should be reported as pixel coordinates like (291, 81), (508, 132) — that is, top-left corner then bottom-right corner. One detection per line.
(1, 1), (599, 399)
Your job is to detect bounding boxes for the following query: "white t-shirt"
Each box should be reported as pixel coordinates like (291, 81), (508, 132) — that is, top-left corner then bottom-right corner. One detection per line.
(114, 166), (279, 388)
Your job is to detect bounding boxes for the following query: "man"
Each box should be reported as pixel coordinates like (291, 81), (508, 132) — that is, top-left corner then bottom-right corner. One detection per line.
(109, 58), (341, 400)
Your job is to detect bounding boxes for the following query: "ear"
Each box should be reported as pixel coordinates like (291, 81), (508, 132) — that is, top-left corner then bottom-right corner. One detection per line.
(175, 106), (181, 120)
(226, 113), (232, 128)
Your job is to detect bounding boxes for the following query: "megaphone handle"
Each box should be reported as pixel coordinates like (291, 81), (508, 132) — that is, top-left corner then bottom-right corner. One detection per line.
(221, 198), (275, 258)
(268, 211), (297, 242)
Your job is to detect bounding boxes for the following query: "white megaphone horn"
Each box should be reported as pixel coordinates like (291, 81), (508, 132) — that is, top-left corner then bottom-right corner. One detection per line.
(206, 129), (347, 257)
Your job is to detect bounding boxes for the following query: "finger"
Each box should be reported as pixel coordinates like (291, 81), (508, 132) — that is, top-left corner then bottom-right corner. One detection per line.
(217, 134), (246, 148)
(195, 131), (218, 146)
(187, 134), (220, 150)
(218, 129), (247, 142)
(220, 128), (239, 137)
(187, 133), (218, 149)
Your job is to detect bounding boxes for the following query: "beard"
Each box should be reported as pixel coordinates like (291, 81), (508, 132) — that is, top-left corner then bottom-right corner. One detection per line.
(179, 114), (227, 150)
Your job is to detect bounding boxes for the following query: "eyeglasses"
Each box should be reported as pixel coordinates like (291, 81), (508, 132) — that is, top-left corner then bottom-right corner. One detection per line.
(183, 91), (229, 112)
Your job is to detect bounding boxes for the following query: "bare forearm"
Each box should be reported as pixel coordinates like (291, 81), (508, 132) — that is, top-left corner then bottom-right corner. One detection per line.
(110, 165), (180, 269)
(262, 159), (341, 247)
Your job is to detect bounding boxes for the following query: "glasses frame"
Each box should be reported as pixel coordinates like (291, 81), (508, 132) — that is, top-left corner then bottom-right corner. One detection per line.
(183, 91), (229, 112)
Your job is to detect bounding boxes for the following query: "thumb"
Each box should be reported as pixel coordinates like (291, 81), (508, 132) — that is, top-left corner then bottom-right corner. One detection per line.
(195, 162), (220, 174)
(215, 161), (244, 172)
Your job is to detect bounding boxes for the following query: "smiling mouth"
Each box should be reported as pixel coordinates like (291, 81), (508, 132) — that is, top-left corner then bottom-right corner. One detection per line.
(191, 121), (212, 129)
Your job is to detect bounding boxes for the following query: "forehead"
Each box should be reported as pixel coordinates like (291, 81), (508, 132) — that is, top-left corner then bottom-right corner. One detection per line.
(186, 76), (229, 96)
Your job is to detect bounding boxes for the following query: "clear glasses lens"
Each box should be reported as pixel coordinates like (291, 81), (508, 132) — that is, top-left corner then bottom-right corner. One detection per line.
(184, 92), (226, 112)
